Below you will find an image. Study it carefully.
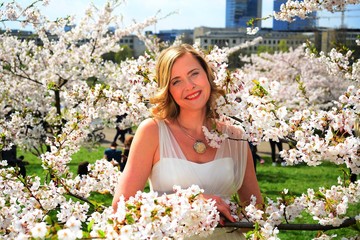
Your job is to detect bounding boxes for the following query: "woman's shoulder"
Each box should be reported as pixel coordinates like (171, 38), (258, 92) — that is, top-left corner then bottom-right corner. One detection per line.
(137, 118), (172, 136)
(137, 118), (159, 133)
(133, 118), (160, 149)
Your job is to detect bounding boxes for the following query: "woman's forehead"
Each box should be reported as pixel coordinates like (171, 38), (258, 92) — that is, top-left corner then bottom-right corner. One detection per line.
(171, 53), (200, 75)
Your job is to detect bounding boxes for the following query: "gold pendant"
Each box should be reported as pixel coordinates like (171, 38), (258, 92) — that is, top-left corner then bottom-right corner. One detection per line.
(193, 140), (206, 154)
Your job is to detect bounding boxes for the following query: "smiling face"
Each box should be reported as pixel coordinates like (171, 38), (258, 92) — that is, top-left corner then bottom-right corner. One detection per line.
(169, 53), (211, 113)
(151, 44), (224, 120)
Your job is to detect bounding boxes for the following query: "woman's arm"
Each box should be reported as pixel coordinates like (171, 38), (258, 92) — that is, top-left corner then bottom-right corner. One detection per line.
(112, 118), (159, 211)
(238, 145), (263, 207)
(204, 145), (263, 225)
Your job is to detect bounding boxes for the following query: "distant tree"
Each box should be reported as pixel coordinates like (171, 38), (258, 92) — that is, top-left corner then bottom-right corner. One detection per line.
(228, 49), (246, 69)
(102, 45), (134, 64)
(115, 45), (133, 62)
(278, 39), (289, 52)
(257, 45), (274, 54)
(101, 51), (117, 62)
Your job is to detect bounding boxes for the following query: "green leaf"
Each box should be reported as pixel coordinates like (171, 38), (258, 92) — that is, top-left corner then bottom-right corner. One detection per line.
(87, 219), (95, 232)
(98, 229), (106, 238)
(125, 213), (135, 225)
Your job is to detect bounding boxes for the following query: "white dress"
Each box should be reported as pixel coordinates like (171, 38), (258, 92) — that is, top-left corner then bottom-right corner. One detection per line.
(149, 120), (248, 239)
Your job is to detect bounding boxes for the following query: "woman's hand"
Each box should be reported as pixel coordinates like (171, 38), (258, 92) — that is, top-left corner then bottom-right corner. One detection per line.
(202, 194), (236, 226)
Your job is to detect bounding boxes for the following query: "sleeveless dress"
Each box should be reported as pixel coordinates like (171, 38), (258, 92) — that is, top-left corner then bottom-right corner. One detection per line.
(149, 120), (248, 239)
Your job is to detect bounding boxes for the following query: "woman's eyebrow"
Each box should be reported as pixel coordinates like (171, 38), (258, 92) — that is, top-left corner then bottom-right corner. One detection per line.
(170, 76), (180, 82)
(188, 68), (200, 74)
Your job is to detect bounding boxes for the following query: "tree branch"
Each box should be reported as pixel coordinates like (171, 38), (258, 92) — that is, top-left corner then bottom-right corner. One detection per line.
(222, 217), (357, 231)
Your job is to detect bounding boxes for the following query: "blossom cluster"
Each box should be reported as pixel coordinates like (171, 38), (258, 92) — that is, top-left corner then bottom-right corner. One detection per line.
(274, 0), (360, 22)
(0, 0), (49, 28)
(105, 185), (219, 239)
(243, 179), (360, 239)
(203, 124), (229, 148)
(202, 43), (359, 173)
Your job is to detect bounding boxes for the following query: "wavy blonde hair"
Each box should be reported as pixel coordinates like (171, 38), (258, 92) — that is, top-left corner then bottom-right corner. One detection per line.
(150, 44), (224, 120)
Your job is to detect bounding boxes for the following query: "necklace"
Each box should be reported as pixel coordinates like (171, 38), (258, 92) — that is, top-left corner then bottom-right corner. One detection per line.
(176, 119), (207, 154)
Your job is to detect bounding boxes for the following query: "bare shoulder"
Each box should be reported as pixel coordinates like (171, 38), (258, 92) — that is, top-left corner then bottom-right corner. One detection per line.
(137, 118), (159, 134)
(134, 118), (159, 143)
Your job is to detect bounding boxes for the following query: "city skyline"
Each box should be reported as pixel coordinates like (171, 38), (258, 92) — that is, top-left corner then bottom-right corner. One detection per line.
(3, 0), (360, 31)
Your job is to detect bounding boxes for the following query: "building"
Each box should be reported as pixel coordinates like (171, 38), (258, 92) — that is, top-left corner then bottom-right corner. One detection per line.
(226, 0), (262, 28)
(0, 29), (57, 45)
(194, 26), (315, 54)
(118, 35), (146, 57)
(273, 0), (317, 31)
(194, 26), (360, 58)
(105, 27), (146, 57)
(194, 27), (253, 51)
(1, 28), (146, 58)
(318, 28), (360, 58)
(4, 26), (359, 60)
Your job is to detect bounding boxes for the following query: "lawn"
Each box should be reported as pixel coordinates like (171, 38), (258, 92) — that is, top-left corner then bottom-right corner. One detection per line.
(17, 147), (360, 239)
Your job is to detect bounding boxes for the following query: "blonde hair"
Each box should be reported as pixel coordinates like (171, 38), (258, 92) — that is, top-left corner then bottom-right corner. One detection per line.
(150, 44), (224, 120)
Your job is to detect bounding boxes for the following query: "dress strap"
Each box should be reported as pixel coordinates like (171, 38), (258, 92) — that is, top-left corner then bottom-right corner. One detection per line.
(157, 120), (186, 160)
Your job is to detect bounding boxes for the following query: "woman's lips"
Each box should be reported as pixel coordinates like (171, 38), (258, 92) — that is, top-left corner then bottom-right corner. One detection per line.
(185, 90), (201, 100)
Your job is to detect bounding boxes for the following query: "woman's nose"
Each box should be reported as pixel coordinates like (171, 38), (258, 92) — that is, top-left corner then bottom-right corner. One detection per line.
(185, 78), (195, 90)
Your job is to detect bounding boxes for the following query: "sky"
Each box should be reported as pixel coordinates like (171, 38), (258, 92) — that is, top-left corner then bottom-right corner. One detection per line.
(4, 0), (360, 31)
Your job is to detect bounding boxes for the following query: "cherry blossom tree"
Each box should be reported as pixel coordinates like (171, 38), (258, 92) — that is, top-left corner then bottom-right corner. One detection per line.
(0, 0), (159, 156)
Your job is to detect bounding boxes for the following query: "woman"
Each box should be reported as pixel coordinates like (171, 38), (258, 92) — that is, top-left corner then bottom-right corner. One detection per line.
(112, 44), (262, 239)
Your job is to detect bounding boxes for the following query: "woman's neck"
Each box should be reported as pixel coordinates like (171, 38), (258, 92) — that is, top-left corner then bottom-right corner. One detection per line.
(176, 111), (207, 134)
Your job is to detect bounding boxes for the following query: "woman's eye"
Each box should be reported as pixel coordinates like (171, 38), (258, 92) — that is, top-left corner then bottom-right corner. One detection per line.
(172, 79), (180, 86)
(191, 72), (199, 77)
(189, 72), (199, 79)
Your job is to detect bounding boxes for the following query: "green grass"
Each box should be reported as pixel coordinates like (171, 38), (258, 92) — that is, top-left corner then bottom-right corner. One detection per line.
(18, 145), (107, 176)
(17, 149), (360, 239)
(256, 159), (341, 199)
